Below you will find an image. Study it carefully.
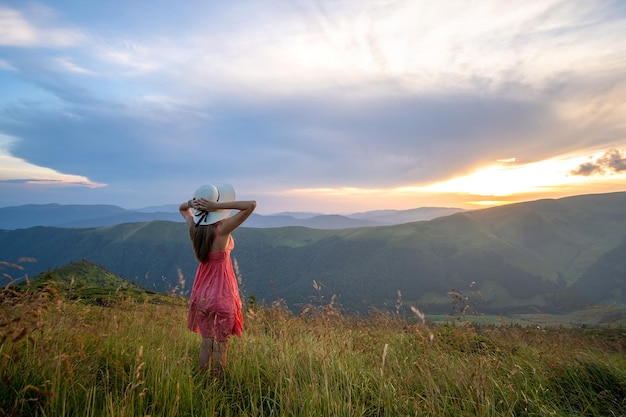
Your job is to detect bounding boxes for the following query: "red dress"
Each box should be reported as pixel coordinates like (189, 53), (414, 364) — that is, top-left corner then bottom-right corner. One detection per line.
(187, 236), (243, 341)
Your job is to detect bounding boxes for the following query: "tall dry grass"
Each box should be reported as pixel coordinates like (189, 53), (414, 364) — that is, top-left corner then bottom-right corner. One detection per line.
(1, 281), (626, 416)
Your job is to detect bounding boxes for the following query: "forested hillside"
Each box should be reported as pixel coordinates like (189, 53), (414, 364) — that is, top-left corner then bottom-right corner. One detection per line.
(2, 192), (625, 314)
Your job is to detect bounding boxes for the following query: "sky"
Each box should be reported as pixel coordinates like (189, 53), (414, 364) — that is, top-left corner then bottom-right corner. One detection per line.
(0, 0), (625, 214)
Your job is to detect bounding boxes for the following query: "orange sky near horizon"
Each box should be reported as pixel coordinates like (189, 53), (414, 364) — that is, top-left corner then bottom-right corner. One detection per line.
(265, 148), (626, 213)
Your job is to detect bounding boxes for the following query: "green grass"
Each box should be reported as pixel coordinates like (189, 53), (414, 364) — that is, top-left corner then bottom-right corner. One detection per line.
(21, 259), (168, 306)
(2, 283), (626, 417)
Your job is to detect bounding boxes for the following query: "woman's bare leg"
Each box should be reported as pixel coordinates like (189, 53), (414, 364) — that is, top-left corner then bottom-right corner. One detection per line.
(199, 337), (213, 371)
(211, 339), (229, 375)
(199, 337), (230, 375)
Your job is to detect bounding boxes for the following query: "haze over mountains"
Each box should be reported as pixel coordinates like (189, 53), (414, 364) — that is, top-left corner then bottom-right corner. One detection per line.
(1, 192), (625, 314)
(0, 204), (464, 230)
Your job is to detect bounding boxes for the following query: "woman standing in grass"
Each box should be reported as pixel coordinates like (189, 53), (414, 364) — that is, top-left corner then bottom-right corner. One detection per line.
(179, 183), (256, 375)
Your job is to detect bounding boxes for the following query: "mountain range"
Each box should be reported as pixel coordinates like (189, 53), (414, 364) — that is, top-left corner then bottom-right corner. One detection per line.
(0, 204), (464, 230)
(1, 191), (625, 314)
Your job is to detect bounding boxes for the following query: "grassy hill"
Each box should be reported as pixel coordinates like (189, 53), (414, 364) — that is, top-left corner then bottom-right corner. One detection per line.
(29, 259), (139, 288)
(2, 192), (626, 314)
(1, 283), (625, 416)
(23, 259), (167, 306)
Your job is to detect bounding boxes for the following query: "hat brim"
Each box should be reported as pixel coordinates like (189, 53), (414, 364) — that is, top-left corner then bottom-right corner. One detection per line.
(192, 183), (236, 226)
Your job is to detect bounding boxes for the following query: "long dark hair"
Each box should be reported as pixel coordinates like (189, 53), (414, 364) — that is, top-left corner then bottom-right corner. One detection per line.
(190, 223), (217, 262)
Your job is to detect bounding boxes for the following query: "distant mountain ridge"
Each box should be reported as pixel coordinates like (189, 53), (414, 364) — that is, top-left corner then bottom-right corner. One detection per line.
(0, 203), (181, 229)
(0, 204), (464, 230)
(2, 191), (625, 314)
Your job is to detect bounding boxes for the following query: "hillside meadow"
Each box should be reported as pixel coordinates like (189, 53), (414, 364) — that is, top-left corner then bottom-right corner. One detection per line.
(2, 280), (626, 417)
(2, 192), (626, 314)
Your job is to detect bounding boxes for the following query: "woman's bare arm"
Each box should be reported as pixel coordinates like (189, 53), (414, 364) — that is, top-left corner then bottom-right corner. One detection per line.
(194, 198), (257, 235)
(179, 199), (195, 229)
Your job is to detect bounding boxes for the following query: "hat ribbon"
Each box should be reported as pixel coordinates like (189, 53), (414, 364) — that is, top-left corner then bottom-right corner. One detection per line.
(193, 187), (221, 227)
(194, 210), (210, 227)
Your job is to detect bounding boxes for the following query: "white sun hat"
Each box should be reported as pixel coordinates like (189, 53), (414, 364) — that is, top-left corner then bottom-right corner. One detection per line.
(192, 183), (236, 226)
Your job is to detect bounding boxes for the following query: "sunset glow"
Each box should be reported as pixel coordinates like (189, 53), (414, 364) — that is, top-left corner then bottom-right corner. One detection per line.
(428, 153), (610, 196)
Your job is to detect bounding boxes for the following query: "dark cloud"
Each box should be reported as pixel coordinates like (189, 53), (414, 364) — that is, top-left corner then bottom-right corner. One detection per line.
(571, 149), (626, 176)
(0, 82), (565, 196)
(200, 88), (559, 188)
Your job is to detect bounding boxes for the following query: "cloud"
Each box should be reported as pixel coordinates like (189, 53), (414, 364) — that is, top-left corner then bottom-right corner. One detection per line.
(1, 0), (625, 210)
(0, 138), (105, 186)
(0, 5), (85, 47)
(5, 85), (559, 188)
(0, 58), (16, 71)
(12, 0), (610, 100)
(53, 57), (93, 74)
(571, 149), (626, 176)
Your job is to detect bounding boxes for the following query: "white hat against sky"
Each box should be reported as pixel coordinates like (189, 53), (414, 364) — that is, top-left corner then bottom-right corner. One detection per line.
(192, 183), (236, 226)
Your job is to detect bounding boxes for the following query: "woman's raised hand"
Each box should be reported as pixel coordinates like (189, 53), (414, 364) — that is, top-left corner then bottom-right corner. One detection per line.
(194, 198), (219, 212)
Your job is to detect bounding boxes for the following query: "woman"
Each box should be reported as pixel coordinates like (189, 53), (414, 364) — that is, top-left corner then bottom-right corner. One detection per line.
(179, 183), (256, 375)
